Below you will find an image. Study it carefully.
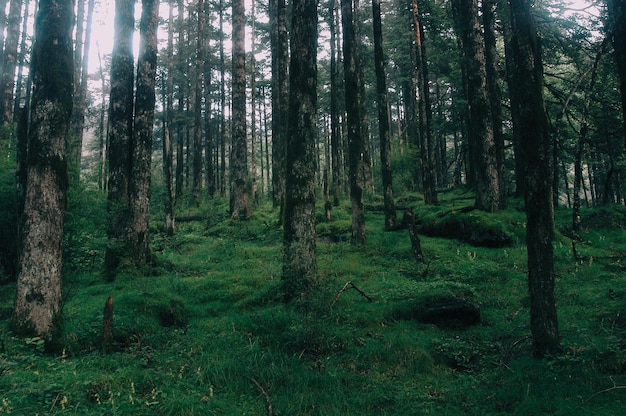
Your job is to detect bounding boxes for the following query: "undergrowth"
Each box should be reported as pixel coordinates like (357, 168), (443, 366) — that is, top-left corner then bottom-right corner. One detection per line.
(1, 189), (625, 415)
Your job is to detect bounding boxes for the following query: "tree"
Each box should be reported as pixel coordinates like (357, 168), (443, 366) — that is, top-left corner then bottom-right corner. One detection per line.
(230, 0), (251, 219)
(451, 0), (501, 211)
(129, 0), (159, 266)
(13, 0), (73, 344)
(193, 0), (205, 206)
(342, 0), (367, 243)
(163, 0), (176, 235)
(607, 0), (626, 148)
(104, 0), (135, 274)
(508, 0), (559, 357)
(0, 0), (23, 124)
(282, 0), (319, 301)
(270, 0), (289, 211)
(372, 0), (397, 229)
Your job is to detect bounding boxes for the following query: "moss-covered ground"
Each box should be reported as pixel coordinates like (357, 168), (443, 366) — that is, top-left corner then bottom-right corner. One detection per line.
(1, 189), (625, 415)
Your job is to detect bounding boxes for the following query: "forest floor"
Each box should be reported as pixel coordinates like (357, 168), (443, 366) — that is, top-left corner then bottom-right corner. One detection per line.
(1, 189), (626, 415)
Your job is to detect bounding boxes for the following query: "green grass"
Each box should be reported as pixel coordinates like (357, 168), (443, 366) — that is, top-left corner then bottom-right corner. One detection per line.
(1, 190), (626, 415)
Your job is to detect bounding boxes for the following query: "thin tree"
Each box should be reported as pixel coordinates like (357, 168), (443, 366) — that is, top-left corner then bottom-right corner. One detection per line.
(164, 0), (176, 235)
(129, 0), (159, 266)
(508, 0), (559, 357)
(104, 0), (135, 274)
(12, 0), (30, 118)
(193, 0), (205, 206)
(451, 0), (501, 212)
(13, 0), (73, 344)
(230, 0), (251, 219)
(329, 0), (343, 206)
(282, 0), (319, 301)
(342, 0), (366, 243)
(0, 0), (23, 124)
(372, 0), (396, 229)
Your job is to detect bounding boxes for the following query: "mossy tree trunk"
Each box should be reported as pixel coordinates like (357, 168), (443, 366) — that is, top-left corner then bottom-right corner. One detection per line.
(230, 0), (251, 220)
(342, 0), (366, 244)
(451, 0), (501, 212)
(282, 0), (318, 301)
(372, 0), (396, 229)
(163, 0), (176, 236)
(13, 0), (73, 343)
(129, 0), (159, 266)
(192, 0), (205, 207)
(508, 0), (559, 358)
(329, 0), (343, 206)
(105, 0), (135, 274)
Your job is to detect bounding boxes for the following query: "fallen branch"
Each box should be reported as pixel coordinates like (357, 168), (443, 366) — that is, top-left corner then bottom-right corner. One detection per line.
(249, 377), (274, 416)
(331, 281), (374, 307)
(578, 377), (626, 409)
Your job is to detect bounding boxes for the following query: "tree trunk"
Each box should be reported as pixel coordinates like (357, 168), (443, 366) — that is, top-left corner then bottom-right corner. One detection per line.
(329, 0), (343, 206)
(0, 0), (22, 124)
(13, 0), (73, 345)
(104, 0), (135, 274)
(372, 0), (396, 230)
(342, 0), (366, 243)
(282, 0), (318, 301)
(129, 0), (159, 266)
(193, 0), (205, 206)
(164, 0), (176, 235)
(483, 0), (506, 208)
(219, 0), (227, 197)
(250, 0), (258, 203)
(11, 0), (30, 119)
(270, 0), (288, 211)
(508, 0), (559, 357)
(230, 0), (251, 219)
(607, 0), (626, 149)
(412, 0), (437, 205)
(451, 0), (501, 212)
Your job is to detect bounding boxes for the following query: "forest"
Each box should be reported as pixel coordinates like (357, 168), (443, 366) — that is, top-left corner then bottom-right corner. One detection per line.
(0, 0), (625, 414)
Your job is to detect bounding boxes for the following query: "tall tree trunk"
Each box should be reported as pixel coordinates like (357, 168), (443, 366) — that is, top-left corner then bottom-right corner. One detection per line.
(508, 0), (559, 358)
(250, 0), (258, 203)
(282, 0), (318, 301)
(483, 0), (506, 208)
(104, 0), (135, 274)
(13, 0), (73, 345)
(0, 0), (22, 124)
(68, 0), (85, 182)
(329, 0), (343, 206)
(342, 0), (366, 243)
(174, 0), (185, 199)
(412, 0), (437, 205)
(164, 0), (176, 235)
(607, 0), (626, 149)
(219, 0), (227, 197)
(129, 0), (159, 266)
(12, 0), (30, 118)
(372, 0), (396, 229)
(193, 0), (205, 206)
(451, 0), (501, 212)
(230, 0), (251, 219)
(270, 0), (288, 211)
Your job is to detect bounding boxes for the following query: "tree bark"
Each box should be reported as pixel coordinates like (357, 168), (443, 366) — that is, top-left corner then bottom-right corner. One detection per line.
(372, 0), (396, 229)
(342, 0), (366, 243)
(282, 0), (318, 301)
(164, 0), (176, 235)
(193, 0), (205, 206)
(329, 0), (343, 206)
(104, 0), (135, 274)
(508, 0), (559, 357)
(129, 0), (159, 266)
(451, 0), (501, 212)
(230, 0), (251, 219)
(270, 0), (288, 211)
(0, 0), (22, 124)
(13, 0), (73, 344)
(607, 0), (626, 149)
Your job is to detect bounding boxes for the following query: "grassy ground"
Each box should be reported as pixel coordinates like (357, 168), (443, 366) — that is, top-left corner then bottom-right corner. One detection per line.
(1, 189), (625, 415)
